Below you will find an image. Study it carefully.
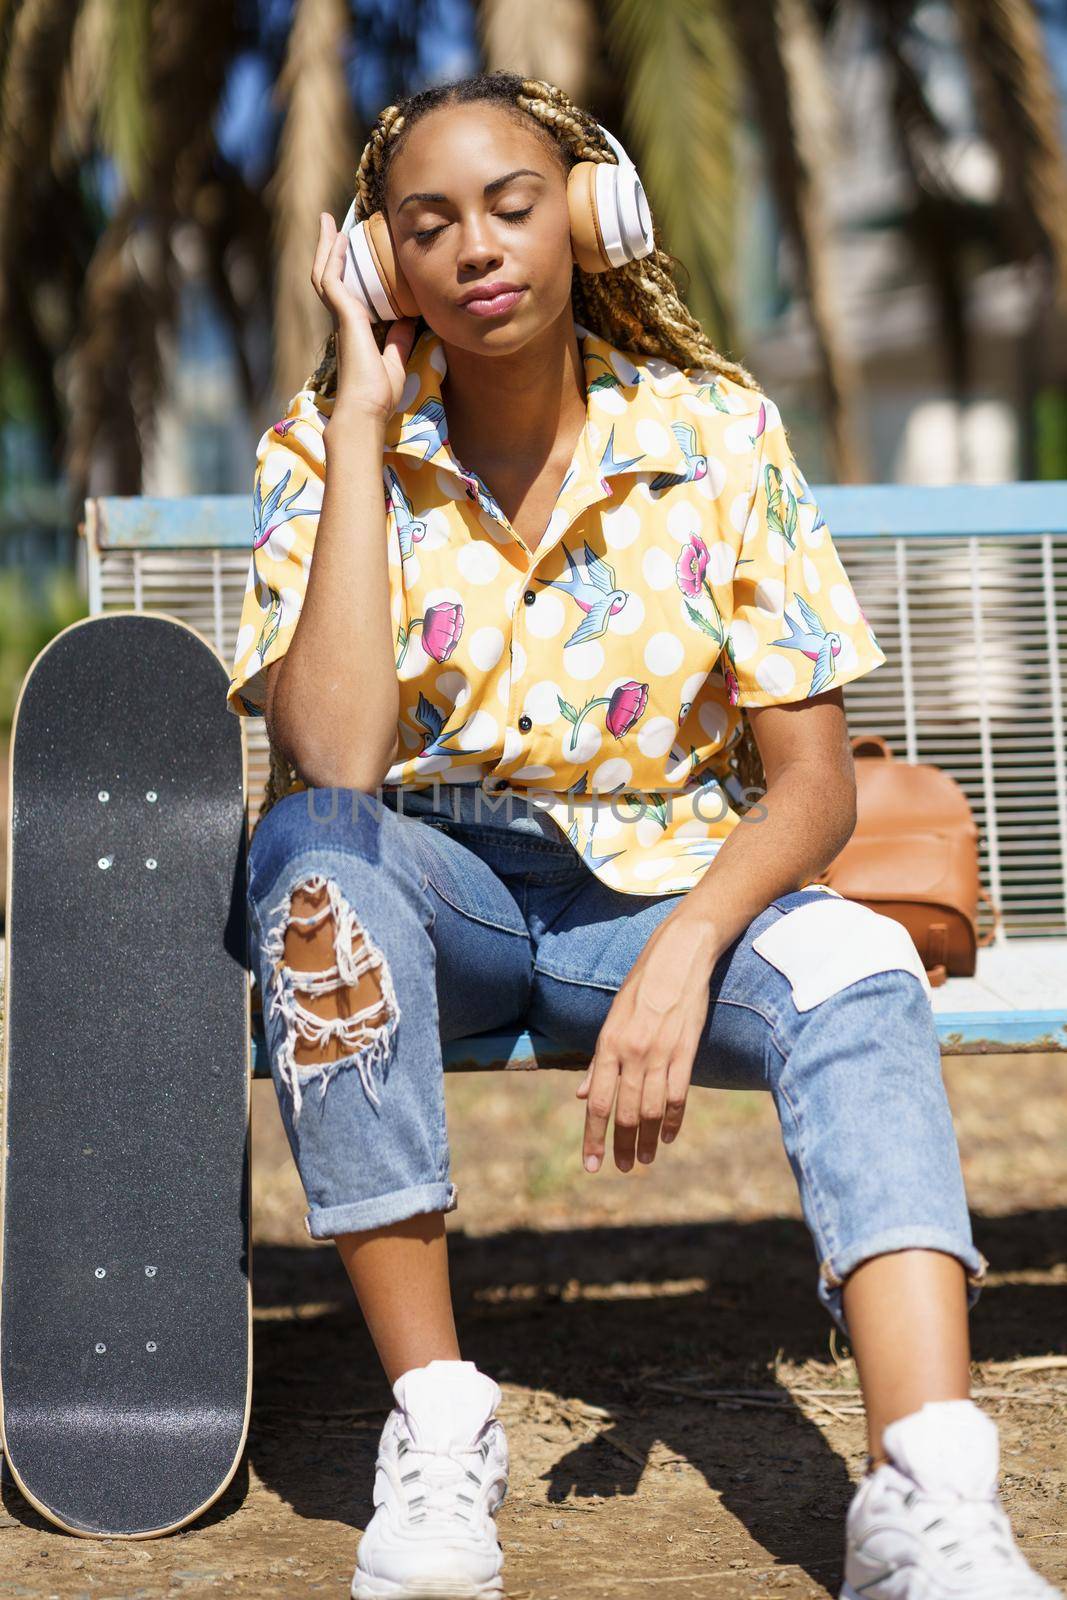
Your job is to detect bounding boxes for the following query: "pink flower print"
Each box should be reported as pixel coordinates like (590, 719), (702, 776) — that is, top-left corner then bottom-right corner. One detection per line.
(395, 601), (464, 669)
(675, 536), (724, 643)
(272, 418), (298, 437)
(423, 602), (463, 661)
(676, 536), (709, 598)
(606, 681), (648, 737)
(558, 679), (649, 754)
(725, 662), (740, 707)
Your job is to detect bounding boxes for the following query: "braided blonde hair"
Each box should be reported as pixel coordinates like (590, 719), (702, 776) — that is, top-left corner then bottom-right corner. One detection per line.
(260, 69), (766, 818)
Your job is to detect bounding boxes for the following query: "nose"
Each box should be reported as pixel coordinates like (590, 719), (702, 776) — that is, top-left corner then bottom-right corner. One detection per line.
(457, 211), (503, 273)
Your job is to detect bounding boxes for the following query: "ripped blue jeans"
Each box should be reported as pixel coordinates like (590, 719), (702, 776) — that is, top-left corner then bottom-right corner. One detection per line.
(245, 780), (987, 1334)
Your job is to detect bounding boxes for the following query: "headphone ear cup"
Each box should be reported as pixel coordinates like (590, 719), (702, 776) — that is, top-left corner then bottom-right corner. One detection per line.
(340, 209), (420, 320)
(567, 124), (655, 274)
(567, 161), (609, 275)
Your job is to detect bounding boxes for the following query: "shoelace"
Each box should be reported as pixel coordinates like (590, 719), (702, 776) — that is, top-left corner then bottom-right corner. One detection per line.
(396, 1429), (494, 1526)
(894, 1480), (1053, 1593)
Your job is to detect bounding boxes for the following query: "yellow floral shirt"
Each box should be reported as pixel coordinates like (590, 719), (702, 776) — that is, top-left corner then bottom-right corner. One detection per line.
(227, 320), (887, 896)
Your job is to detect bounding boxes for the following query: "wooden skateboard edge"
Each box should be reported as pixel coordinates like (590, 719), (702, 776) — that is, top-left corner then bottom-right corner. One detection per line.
(0, 610), (256, 1538)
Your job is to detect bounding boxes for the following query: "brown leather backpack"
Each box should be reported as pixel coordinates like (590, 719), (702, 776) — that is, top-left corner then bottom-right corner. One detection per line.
(811, 734), (1000, 987)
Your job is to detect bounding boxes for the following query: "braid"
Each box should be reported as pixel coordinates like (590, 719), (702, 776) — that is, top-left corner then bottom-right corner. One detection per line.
(515, 78), (760, 389)
(261, 69), (765, 824)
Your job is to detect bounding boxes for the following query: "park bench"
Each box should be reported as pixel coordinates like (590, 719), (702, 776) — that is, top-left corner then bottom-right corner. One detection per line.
(80, 481), (1067, 1071)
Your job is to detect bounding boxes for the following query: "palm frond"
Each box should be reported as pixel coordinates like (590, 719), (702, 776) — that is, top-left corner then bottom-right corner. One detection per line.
(0, 0), (80, 328)
(65, 0), (238, 494)
(603, 0), (739, 355)
(478, 0), (599, 98)
(272, 0), (358, 402)
(194, 152), (275, 414)
(98, 0), (150, 199)
(730, 0), (863, 479)
(951, 0), (1067, 302)
(54, 0), (113, 165)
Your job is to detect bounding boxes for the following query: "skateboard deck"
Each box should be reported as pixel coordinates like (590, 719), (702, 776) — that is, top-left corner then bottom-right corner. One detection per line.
(0, 612), (252, 1537)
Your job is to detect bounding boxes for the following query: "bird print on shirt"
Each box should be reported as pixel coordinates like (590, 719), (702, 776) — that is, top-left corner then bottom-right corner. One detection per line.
(456, 463), (509, 527)
(791, 461), (828, 536)
(772, 593), (843, 695)
(385, 468), (428, 559)
(253, 466), (315, 551)
(411, 691), (490, 759)
(596, 424), (645, 492)
(401, 398), (448, 461)
(535, 540), (630, 647)
(650, 422), (708, 491)
(230, 322), (888, 899)
(566, 817), (627, 872)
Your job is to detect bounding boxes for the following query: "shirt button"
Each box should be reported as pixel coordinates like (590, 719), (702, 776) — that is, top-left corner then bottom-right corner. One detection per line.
(518, 713), (532, 732)
(522, 589), (536, 605)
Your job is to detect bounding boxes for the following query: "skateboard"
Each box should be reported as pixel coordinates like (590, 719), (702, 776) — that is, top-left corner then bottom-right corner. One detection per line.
(0, 612), (252, 1537)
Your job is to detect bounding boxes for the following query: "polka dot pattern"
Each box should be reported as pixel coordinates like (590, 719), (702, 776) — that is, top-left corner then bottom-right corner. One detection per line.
(228, 326), (886, 895)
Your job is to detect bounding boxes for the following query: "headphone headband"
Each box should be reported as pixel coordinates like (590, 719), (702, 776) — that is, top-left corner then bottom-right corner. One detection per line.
(337, 116), (653, 309)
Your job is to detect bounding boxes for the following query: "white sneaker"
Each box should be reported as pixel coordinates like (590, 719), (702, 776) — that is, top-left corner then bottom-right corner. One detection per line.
(841, 1399), (1063, 1598)
(351, 1358), (509, 1599)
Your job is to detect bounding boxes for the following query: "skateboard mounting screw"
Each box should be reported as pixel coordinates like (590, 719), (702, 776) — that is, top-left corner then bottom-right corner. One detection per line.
(146, 858), (157, 870)
(146, 1341), (157, 1352)
(95, 1343), (106, 1354)
(145, 1266), (157, 1277)
(146, 791), (157, 802)
(98, 856), (112, 870)
(94, 1267), (106, 1278)
(98, 790), (109, 802)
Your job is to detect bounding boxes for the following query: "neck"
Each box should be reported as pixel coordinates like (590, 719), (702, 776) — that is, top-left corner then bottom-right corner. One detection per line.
(439, 307), (587, 472)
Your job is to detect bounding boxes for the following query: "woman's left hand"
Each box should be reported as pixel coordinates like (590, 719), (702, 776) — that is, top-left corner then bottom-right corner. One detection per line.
(575, 907), (722, 1173)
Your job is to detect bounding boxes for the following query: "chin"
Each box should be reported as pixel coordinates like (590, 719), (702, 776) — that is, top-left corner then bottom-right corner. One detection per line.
(440, 308), (541, 353)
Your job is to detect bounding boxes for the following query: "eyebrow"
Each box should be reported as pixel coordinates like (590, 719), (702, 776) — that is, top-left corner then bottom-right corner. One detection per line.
(396, 168), (546, 211)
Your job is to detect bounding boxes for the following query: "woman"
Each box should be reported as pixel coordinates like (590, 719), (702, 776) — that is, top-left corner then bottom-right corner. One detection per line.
(228, 71), (1059, 1600)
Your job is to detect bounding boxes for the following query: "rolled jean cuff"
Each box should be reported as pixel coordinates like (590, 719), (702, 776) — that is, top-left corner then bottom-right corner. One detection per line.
(816, 1225), (989, 1336)
(304, 1179), (459, 1240)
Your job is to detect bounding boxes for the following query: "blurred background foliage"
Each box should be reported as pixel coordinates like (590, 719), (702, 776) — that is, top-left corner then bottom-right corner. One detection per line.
(0, 0), (1066, 730)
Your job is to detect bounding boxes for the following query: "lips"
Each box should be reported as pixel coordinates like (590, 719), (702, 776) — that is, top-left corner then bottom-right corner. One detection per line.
(459, 285), (527, 317)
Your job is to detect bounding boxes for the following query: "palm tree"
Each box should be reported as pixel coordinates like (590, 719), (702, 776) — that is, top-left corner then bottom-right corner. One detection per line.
(1, 0), (1065, 502)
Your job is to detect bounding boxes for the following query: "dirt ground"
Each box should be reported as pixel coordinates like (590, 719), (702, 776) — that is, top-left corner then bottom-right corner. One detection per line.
(0, 1051), (1065, 1599)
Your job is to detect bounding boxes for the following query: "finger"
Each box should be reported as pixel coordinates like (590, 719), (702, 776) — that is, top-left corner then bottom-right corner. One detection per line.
(320, 226), (351, 307)
(582, 1048), (619, 1173)
(321, 223), (365, 317)
(660, 1054), (691, 1145)
(635, 1072), (668, 1164)
(612, 1060), (646, 1172)
(311, 213), (336, 300)
(380, 315), (419, 391)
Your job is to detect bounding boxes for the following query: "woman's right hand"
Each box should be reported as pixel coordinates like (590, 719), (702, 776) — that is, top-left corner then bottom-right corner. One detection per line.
(312, 211), (419, 425)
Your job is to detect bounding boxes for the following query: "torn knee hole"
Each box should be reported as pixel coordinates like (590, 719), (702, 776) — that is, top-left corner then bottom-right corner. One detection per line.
(262, 871), (401, 1120)
(283, 882), (390, 1063)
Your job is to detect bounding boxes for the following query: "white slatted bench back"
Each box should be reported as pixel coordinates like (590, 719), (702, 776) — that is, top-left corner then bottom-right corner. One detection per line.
(81, 484), (1067, 943)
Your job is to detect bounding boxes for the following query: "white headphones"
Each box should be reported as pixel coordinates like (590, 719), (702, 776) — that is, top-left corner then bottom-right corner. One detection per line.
(338, 122), (655, 322)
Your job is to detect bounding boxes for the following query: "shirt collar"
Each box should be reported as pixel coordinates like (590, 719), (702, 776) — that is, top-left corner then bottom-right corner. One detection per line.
(382, 320), (693, 488)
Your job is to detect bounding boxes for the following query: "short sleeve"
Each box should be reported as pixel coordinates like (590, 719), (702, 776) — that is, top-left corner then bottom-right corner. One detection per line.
(226, 389), (328, 717)
(722, 394), (887, 707)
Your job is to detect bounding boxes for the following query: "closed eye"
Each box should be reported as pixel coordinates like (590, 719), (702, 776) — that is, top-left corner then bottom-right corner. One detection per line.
(413, 207), (534, 247)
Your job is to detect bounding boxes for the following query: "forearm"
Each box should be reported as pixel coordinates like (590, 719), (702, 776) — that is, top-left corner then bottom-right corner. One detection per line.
(674, 762), (857, 955)
(271, 408), (399, 790)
